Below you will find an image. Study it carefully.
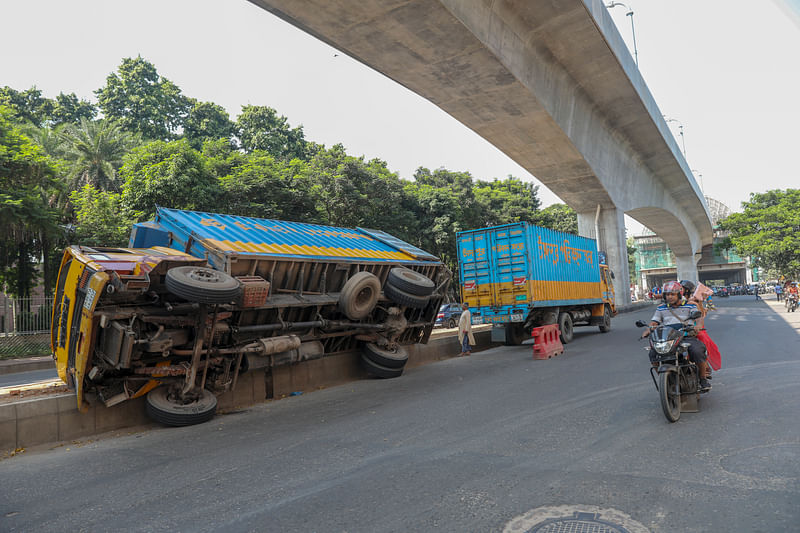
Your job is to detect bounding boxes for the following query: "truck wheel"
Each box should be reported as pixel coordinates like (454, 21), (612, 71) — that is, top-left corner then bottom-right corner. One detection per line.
(360, 354), (404, 379)
(145, 387), (217, 426)
(384, 282), (430, 309)
(558, 312), (574, 344)
(387, 267), (435, 296)
(598, 305), (612, 333)
(505, 323), (527, 346)
(339, 272), (381, 320)
(165, 266), (241, 304)
(362, 342), (409, 369)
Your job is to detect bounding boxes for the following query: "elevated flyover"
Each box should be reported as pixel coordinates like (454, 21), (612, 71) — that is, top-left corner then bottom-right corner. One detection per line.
(249, 0), (713, 304)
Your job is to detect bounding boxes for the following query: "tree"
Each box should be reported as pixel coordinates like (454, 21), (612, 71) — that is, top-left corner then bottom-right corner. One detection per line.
(59, 118), (140, 192)
(184, 101), (235, 149)
(237, 105), (308, 159)
(533, 203), (578, 234)
(213, 143), (317, 222)
(68, 185), (133, 247)
(120, 139), (221, 218)
(0, 87), (95, 128)
(0, 86), (53, 127)
(307, 145), (415, 232)
(474, 177), (541, 226)
(95, 57), (191, 141)
(50, 92), (97, 127)
(0, 106), (62, 296)
(718, 189), (800, 278)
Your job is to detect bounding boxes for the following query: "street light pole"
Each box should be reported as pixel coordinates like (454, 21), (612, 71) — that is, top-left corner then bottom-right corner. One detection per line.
(691, 169), (705, 194)
(606, 2), (639, 67)
(663, 116), (687, 157)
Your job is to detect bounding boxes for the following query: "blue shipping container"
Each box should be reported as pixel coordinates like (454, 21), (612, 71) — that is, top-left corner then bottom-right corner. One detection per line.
(131, 208), (440, 272)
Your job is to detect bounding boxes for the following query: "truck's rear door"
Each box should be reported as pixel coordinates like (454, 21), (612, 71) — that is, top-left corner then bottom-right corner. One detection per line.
(489, 224), (530, 307)
(458, 230), (495, 307)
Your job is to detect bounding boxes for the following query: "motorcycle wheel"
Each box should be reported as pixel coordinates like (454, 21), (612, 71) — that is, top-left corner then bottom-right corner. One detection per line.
(659, 370), (681, 423)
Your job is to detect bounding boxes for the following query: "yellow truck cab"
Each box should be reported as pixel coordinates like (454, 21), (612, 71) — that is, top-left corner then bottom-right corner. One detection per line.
(51, 245), (206, 411)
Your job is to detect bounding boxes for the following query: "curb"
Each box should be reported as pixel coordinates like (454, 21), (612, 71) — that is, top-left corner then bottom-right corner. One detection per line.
(1, 330), (498, 453)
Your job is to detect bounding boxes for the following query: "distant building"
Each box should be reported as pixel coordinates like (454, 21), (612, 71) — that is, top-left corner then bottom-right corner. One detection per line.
(633, 197), (753, 291)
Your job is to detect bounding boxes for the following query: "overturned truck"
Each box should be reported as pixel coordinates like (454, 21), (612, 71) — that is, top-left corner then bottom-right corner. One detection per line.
(51, 208), (450, 425)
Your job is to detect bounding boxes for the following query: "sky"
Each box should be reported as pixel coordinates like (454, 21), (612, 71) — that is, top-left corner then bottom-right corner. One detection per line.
(1, 0), (799, 236)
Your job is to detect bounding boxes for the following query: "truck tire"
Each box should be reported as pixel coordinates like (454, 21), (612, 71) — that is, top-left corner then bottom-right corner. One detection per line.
(558, 312), (574, 344)
(360, 354), (404, 379)
(339, 272), (381, 320)
(384, 282), (429, 309)
(505, 323), (527, 346)
(362, 342), (408, 369)
(145, 387), (217, 426)
(387, 267), (435, 296)
(165, 266), (241, 305)
(598, 305), (612, 333)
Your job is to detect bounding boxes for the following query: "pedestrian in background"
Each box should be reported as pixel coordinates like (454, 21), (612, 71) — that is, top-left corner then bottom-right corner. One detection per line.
(775, 283), (783, 301)
(458, 303), (475, 356)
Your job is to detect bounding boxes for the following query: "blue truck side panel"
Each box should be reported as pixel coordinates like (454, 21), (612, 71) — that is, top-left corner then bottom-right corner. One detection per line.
(130, 208), (439, 270)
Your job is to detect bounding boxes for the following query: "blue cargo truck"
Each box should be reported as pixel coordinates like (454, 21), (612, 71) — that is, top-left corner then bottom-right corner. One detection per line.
(50, 208), (450, 425)
(457, 222), (616, 345)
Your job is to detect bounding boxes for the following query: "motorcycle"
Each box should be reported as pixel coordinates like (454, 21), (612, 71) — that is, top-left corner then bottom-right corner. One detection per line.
(785, 293), (798, 313)
(636, 311), (706, 423)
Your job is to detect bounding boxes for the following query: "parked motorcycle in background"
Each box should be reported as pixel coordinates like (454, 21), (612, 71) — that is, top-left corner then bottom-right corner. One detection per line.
(637, 311), (707, 423)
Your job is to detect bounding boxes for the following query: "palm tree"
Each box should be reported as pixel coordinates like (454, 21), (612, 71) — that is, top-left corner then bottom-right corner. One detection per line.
(59, 118), (139, 192)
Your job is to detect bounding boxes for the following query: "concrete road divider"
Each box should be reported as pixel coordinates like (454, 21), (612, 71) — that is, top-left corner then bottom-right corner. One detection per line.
(2, 329), (495, 452)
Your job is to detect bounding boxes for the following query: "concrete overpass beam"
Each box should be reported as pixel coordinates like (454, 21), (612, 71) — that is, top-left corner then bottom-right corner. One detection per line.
(577, 207), (629, 307)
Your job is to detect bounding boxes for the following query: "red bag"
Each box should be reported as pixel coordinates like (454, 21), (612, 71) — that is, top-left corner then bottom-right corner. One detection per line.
(697, 330), (721, 370)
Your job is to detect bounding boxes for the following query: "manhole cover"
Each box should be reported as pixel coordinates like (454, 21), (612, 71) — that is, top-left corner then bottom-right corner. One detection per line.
(505, 505), (649, 533)
(528, 511), (629, 533)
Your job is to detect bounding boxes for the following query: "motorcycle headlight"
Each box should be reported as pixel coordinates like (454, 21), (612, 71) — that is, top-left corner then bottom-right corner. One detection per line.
(654, 340), (675, 354)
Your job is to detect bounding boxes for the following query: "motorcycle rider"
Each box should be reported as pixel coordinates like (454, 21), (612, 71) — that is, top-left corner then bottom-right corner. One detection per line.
(787, 282), (799, 310)
(641, 280), (712, 392)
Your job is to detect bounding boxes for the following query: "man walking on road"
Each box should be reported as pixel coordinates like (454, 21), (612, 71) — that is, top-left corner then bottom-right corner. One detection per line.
(458, 303), (475, 356)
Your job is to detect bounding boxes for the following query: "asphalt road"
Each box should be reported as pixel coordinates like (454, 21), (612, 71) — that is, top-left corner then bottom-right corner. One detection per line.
(2, 295), (798, 532)
(0, 368), (58, 388)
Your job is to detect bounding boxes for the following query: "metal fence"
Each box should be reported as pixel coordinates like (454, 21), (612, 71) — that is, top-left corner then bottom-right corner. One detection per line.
(0, 296), (54, 359)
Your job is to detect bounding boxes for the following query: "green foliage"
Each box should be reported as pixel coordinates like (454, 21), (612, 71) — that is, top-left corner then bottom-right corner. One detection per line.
(308, 145), (414, 232)
(718, 189), (800, 278)
(184, 101), (235, 149)
(59, 118), (140, 192)
(0, 106), (62, 296)
(69, 185), (133, 247)
(532, 203), (578, 234)
(50, 93), (97, 127)
(120, 139), (220, 218)
(95, 57), (191, 141)
(0, 86), (95, 127)
(0, 86), (53, 126)
(474, 177), (542, 226)
(210, 140), (317, 221)
(237, 105), (308, 159)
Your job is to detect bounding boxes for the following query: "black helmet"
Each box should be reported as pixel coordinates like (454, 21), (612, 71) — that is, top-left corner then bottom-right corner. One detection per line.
(679, 279), (696, 296)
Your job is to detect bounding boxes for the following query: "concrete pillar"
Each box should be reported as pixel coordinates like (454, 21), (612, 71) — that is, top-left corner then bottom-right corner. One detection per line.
(675, 254), (700, 282)
(577, 207), (630, 308)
